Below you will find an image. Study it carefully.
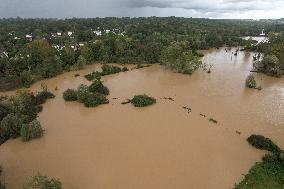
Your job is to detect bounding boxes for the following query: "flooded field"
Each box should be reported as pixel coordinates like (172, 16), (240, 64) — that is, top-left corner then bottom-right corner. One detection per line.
(0, 47), (283, 189)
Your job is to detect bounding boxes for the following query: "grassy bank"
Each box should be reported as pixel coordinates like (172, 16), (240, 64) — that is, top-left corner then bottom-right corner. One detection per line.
(235, 135), (284, 189)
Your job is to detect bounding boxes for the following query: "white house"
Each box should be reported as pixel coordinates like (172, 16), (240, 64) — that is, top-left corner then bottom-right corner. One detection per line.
(93, 30), (102, 36)
(26, 34), (33, 41)
(105, 30), (111, 34)
(57, 32), (62, 36)
(67, 31), (73, 37)
(260, 29), (265, 36)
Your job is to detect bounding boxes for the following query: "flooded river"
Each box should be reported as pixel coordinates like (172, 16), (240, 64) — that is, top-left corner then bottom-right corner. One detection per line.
(0, 47), (283, 189)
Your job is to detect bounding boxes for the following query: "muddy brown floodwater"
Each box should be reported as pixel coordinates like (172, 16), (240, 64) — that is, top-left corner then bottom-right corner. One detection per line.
(0, 47), (283, 189)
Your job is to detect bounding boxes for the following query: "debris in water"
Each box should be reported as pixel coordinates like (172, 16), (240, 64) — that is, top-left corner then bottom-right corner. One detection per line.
(163, 97), (175, 101)
(236, 131), (241, 135)
(209, 118), (218, 124)
(121, 99), (131, 105)
(182, 106), (192, 113)
(74, 74), (80, 77)
(200, 113), (206, 117)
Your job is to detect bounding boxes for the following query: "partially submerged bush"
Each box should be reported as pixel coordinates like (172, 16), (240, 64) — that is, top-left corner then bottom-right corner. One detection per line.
(82, 93), (109, 107)
(35, 90), (55, 105)
(84, 71), (101, 81)
(23, 174), (62, 189)
(0, 89), (52, 145)
(245, 74), (257, 89)
(64, 79), (109, 108)
(76, 84), (90, 103)
(247, 135), (281, 153)
(20, 119), (43, 142)
(0, 113), (23, 139)
(131, 95), (156, 107)
(63, 89), (78, 101)
(101, 65), (122, 76)
(253, 54), (283, 77)
(88, 79), (109, 95)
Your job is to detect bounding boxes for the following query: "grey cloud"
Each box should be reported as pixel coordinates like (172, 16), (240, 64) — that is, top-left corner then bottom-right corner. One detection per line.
(0, 0), (283, 18)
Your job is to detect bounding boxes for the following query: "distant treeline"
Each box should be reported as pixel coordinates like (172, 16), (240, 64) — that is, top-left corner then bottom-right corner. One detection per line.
(0, 17), (283, 90)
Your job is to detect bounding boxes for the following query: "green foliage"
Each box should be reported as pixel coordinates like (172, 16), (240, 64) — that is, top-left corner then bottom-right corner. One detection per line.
(35, 89), (55, 105)
(76, 84), (90, 103)
(245, 74), (257, 88)
(26, 40), (63, 78)
(235, 135), (284, 189)
(20, 70), (34, 88)
(73, 55), (86, 71)
(101, 65), (122, 76)
(247, 135), (281, 154)
(254, 33), (284, 77)
(63, 89), (78, 101)
(161, 43), (201, 75)
(131, 95), (156, 107)
(88, 79), (109, 95)
(0, 113), (23, 139)
(64, 80), (109, 108)
(20, 119), (43, 142)
(84, 71), (101, 81)
(82, 93), (109, 107)
(234, 155), (284, 189)
(254, 55), (283, 77)
(23, 174), (62, 189)
(0, 89), (53, 144)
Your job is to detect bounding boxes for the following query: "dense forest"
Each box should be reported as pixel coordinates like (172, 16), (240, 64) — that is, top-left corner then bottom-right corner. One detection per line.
(0, 17), (283, 90)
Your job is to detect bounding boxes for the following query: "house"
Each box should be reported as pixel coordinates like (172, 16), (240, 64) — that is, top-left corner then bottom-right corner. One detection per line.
(260, 29), (266, 36)
(25, 34), (33, 41)
(93, 30), (102, 36)
(14, 36), (20, 40)
(67, 31), (73, 37)
(79, 42), (86, 47)
(57, 32), (62, 36)
(0, 48), (8, 58)
(105, 30), (111, 34)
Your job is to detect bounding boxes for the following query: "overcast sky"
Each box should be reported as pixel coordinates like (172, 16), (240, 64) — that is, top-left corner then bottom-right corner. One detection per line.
(0, 0), (283, 19)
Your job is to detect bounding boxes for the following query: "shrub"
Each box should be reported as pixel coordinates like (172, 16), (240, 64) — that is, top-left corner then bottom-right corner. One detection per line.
(73, 55), (86, 70)
(76, 84), (90, 103)
(253, 55), (283, 77)
(0, 113), (23, 139)
(35, 90), (55, 105)
(20, 70), (34, 88)
(63, 89), (78, 101)
(131, 95), (156, 107)
(101, 65), (122, 76)
(88, 79), (109, 95)
(82, 93), (109, 107)
(245, 74), (257, 88)
(84, 71), (101, 81)
(247, 135), (281, 153)
(23, 174), (62, 189)
(20, 120), (43, 142)
(0, 100), (12, 121)
(122, 67), (129, 72)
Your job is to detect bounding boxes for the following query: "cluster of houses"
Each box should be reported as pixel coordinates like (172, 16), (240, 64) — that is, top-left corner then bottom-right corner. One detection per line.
(1, 28), (126, 58)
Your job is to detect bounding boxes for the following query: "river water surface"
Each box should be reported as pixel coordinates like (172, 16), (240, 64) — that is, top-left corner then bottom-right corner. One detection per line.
(0, 47), (283, 189)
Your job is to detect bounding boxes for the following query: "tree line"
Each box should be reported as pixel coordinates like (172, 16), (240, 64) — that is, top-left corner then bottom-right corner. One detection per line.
(0, 17), (283, 90)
